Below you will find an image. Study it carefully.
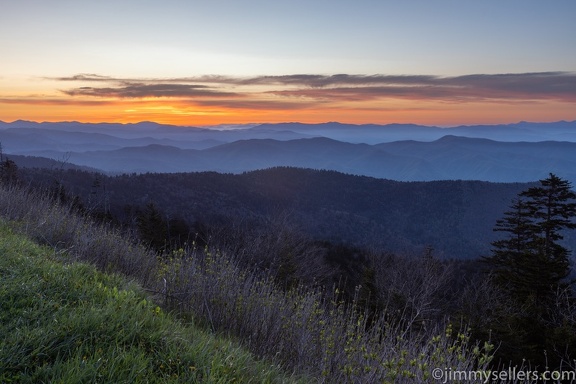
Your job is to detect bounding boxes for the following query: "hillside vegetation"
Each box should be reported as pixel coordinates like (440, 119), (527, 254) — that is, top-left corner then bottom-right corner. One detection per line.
(0, 179), (499, 382)
(0, 224), (298, 383)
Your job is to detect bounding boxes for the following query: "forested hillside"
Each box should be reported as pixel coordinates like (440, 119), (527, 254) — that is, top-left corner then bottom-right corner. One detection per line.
(19, 166), (542, 259)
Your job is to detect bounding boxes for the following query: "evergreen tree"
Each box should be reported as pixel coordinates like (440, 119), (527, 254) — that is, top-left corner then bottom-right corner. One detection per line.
(483, 173), (576, 367)
(489, 198), (537, 290)
(137, 202), (169, 253)
(0, 142), (24, 187)
(520, 173), (576, 293)
(0, 157), (19, 186)
(486, 173), (576, 302)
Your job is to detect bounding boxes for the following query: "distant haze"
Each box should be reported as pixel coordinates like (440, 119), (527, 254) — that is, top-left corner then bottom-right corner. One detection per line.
(2, 120), (575, 184)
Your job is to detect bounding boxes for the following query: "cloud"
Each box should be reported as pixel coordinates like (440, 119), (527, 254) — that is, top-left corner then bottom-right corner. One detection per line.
(62, 83), (239, 98)
(229, 74), (439, 88)
(0, 97), (115, 106)
(443, 72), (576, 98)
(259, 72), (576, 102)
(52, 73), (115, 82)
(168, 72), (576, 98)
(42, 71), (576, 110)
(57, 72), (576, 101)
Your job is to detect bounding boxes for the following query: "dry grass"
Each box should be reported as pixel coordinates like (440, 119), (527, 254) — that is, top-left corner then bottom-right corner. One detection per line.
(0, 183), (520, 382)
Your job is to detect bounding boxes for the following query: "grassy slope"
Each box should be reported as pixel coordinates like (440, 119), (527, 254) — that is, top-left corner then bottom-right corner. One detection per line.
(0, 224), (298, 383)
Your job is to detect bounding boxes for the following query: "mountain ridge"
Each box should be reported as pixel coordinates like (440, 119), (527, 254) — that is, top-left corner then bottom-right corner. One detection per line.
(7, 135), (573, 182)
(2, 120), (576, 182)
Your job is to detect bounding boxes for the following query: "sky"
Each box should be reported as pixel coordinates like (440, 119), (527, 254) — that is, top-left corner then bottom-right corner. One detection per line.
(1, 0), (575, 127)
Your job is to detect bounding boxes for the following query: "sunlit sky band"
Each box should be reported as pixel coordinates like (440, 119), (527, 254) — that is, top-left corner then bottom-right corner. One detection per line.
(1, 0), (575, 126)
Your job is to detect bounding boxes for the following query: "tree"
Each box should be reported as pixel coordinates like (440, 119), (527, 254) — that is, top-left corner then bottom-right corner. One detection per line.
(486, 173), (576, 302)
(137, 202), (169, 253)
(521, 173), (576, 287)
(0, 142), (19, 186)
(483, 173), (576, 367)
(0, 158), (19, 186)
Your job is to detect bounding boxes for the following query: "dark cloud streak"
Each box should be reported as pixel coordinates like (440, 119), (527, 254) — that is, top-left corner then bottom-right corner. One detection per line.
(52, 71), (576, 104)
(62, 83), (239, 98)
(51, 74), (115, 82)
(263, 72), (576, 102)
(0, 97), (115, 106)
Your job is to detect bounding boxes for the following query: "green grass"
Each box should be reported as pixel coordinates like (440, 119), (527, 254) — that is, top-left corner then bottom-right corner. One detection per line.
(0, 224), (299, 383)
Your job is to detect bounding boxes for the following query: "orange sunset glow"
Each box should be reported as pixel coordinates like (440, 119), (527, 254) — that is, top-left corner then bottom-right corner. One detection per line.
(1, 1), (575, 127)
(3, 99), (575, 127)
(2, 73), (576, 126)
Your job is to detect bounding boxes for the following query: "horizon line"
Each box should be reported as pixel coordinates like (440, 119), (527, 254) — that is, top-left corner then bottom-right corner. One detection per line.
(1, 118), (574, 129)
